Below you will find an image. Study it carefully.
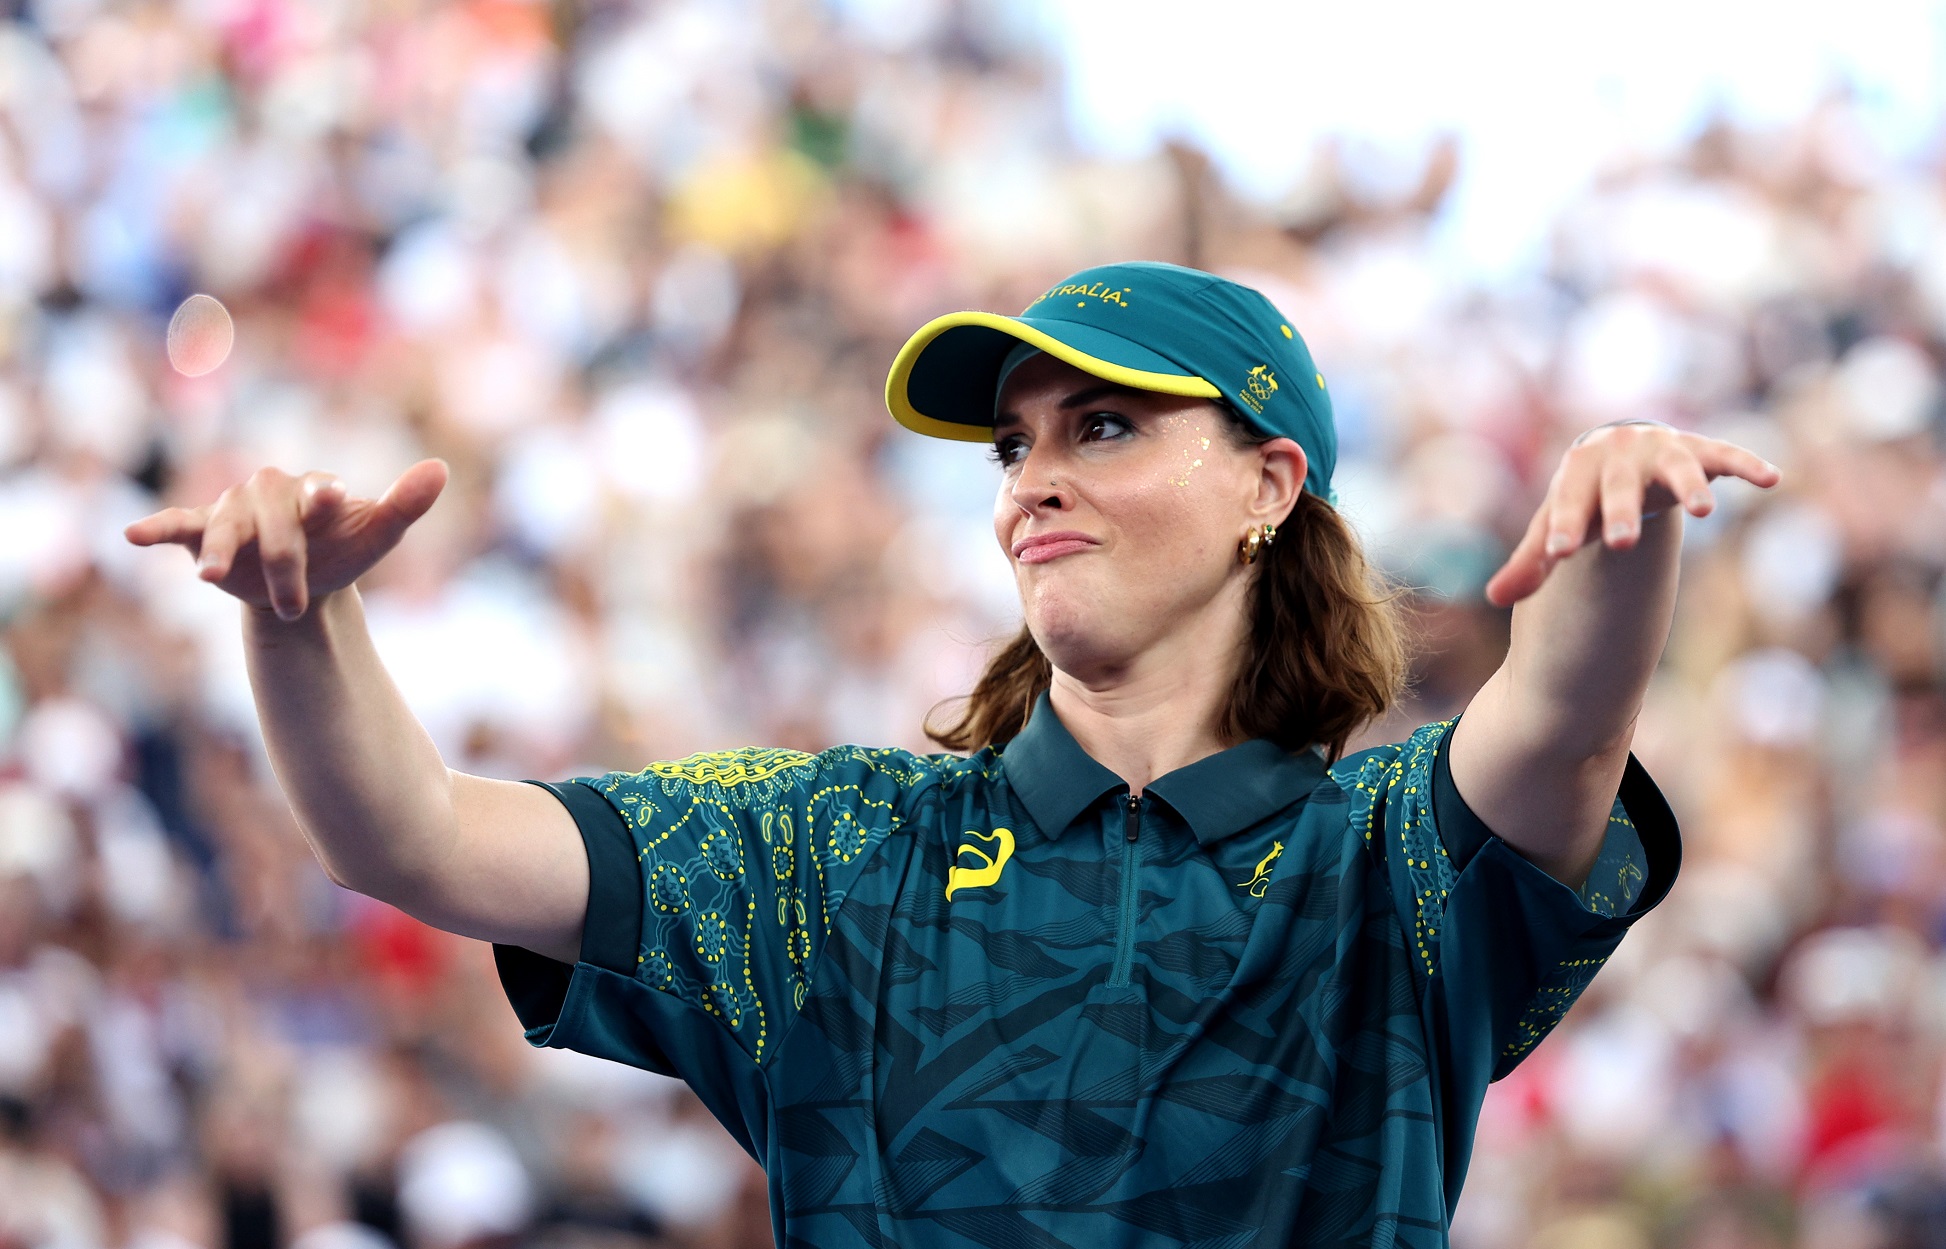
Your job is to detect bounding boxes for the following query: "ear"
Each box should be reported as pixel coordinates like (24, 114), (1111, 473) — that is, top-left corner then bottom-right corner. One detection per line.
(1252, 437), (1306, 527)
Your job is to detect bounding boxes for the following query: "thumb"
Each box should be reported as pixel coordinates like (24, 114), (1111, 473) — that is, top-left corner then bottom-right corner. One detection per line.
(371, 458), (449, 535)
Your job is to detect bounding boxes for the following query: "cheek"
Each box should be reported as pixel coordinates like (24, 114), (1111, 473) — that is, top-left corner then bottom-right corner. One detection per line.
(1118, 421), (1247, 558)
(1099, 467), (1235, 582)
(993, 479), (1023, 554)
(1158, 415), (1216, 489)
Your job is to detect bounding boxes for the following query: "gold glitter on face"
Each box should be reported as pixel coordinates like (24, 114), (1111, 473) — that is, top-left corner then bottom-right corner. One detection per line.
(1163, 415), (1214, 488)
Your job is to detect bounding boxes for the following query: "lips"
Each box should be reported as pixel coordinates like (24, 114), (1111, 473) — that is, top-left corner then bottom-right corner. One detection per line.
(1013, 531), (1100, 564)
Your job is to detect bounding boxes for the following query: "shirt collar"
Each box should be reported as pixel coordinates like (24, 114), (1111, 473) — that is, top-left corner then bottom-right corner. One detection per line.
(1148, 735), (1328, 846)
(1000, 690), (1329, 845)
(1000, 691), (1126, 839)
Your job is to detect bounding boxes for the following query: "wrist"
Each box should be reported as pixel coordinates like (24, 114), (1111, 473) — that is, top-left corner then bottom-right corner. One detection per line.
(245, 586), (352, 634)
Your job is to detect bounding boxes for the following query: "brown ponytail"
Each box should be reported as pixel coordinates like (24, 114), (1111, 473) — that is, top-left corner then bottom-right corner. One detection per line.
(925, 410), (1410, 764)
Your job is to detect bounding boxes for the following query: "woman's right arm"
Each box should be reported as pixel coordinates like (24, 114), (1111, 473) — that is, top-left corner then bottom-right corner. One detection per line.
(245, 586), (588, 964)
(128, 461), (589, 965)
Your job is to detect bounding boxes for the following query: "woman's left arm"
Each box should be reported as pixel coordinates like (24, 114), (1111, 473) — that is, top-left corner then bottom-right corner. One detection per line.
(1449, 423), (1781, 891)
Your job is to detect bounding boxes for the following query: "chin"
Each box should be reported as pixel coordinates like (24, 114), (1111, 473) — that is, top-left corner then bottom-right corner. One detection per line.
(1020, 587), (1128, 676)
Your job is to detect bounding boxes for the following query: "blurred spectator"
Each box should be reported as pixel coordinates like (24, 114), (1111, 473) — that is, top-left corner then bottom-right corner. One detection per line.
(2, 2), (1946, 1248)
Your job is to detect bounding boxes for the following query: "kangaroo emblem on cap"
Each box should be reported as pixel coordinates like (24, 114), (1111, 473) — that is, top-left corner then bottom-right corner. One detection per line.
(1238, 365), (1279, 414)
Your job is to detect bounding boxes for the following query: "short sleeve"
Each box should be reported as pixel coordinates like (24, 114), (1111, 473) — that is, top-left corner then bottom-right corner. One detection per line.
(1333, 717), (1680, 1082)
(491, 746), (932, 1135)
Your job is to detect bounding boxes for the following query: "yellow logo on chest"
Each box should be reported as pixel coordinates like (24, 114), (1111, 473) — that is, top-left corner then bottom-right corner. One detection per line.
(945, 828), (1015, 900)
(1238, 841), (1283, 897)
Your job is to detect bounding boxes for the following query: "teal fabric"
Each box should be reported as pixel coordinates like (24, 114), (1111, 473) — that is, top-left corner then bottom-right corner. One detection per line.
(494, 697), (1677, 1247)
(905, 261), (1341, 502)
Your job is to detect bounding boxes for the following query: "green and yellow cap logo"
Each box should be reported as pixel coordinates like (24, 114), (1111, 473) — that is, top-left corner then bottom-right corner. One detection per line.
(884, 260), (1337, 503)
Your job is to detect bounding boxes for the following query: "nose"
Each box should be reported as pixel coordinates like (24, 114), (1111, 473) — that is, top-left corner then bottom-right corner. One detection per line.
(1007, 439), (1073, 517)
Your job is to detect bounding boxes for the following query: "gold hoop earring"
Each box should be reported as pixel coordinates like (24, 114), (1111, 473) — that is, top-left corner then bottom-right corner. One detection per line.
(1238, 525), (1263, 565)
(1237, 522), (1278, 565)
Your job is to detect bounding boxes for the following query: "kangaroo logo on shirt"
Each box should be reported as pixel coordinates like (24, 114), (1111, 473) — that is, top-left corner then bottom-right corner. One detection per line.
(945, 827), (1015, 900)
(1237, 841), (1283, 897)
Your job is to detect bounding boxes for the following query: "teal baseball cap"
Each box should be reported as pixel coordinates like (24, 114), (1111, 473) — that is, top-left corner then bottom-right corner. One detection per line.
(885, 260), (1337, 503)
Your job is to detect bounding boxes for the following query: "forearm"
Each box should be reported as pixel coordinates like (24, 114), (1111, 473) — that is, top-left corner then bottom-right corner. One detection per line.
(1494, 505), (1683, 756)
(242, 585), (459, 905)
(1457, 422), (1774, 890)
(1452, 507), (1681, 890)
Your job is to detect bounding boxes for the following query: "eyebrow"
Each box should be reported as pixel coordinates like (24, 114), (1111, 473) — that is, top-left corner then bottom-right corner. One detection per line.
(994, 382), (1148, 430)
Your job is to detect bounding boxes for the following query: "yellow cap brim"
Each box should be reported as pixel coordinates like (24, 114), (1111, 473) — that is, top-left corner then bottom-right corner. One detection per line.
(884, 311), (1223, 442)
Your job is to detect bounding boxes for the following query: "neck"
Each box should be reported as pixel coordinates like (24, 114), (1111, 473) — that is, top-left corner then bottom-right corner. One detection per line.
(1045, 621), (1245, 795)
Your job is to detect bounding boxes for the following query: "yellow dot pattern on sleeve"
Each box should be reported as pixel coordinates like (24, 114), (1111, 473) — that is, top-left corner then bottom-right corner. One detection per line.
(1332, 718), (1460, 983)
(1498, 954), (1608, 1067)
(593, 745), (940, 1064)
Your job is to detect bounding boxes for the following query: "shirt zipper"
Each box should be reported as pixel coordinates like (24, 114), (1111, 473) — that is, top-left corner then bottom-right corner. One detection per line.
(1108, 792), (1142, 987)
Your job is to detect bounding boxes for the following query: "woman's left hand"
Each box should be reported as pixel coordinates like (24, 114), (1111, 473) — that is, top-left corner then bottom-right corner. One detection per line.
(1483, 422), (1782, 607)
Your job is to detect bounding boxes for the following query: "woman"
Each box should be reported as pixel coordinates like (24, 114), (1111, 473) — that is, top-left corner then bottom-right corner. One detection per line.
(126, 260), (1777, 1247)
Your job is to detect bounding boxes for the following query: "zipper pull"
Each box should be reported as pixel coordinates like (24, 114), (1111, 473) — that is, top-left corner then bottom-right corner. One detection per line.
(1125, 792), (1140, 842)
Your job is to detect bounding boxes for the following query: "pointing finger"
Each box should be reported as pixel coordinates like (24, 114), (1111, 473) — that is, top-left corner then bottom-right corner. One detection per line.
(1696, 438), (1781, 488)
(125, 506), (205, 547)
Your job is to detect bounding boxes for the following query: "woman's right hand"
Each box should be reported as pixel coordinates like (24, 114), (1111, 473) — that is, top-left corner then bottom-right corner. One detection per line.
(123, 459), (450, 621)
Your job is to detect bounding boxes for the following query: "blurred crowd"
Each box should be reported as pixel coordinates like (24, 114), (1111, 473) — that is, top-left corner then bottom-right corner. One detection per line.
(2, 0), (1946, 1247)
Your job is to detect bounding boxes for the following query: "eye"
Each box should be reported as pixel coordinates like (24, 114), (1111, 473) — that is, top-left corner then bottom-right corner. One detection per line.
(988, 435), (1027, 469)
(1081, 412), (1132, 443)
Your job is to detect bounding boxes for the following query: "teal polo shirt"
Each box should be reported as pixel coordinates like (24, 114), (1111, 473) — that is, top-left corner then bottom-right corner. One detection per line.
(494, 693), (1678, 1247)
